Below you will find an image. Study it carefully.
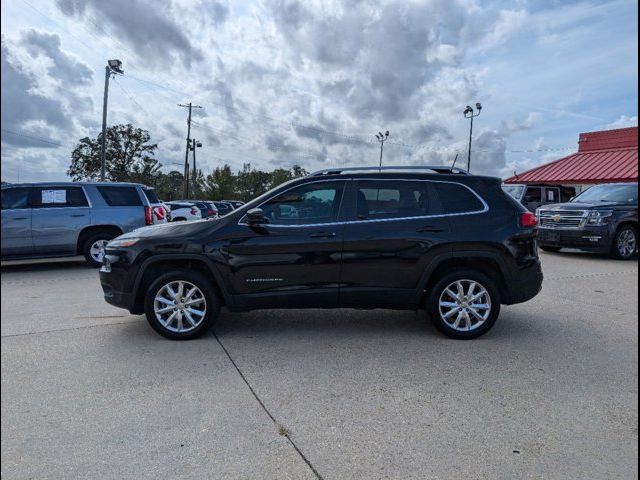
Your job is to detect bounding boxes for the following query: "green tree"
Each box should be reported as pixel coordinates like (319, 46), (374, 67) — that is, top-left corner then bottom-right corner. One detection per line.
(68, 124), (159, 182)
(235, 163), (270, 201)
(154, 170), (184, 200)
(204, 164), (237, 200)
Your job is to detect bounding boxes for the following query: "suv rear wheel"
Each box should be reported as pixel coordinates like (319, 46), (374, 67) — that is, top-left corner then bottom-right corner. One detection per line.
(83, 231), (118, 267)
(426, 269), (501, 339)
(144, 270), (220, 340)
(611, 225), (637, 260)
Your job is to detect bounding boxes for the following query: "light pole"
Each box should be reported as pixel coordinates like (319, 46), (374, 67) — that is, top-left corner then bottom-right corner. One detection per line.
(375, 130), (389, 169)
(463, 103), (482, 173)
(100, 59), (124, 181)
(189, 139), (202, 198)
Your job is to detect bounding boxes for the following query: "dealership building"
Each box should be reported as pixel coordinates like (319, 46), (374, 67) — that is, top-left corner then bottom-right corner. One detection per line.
(504, 126), (638, 193)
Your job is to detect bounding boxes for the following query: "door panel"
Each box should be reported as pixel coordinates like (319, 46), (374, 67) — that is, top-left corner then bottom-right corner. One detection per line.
(216, 180), (347, 308)
(1, 187), (33, 256)
(339, 179), (451, 308)
(30, 187), (91, 254)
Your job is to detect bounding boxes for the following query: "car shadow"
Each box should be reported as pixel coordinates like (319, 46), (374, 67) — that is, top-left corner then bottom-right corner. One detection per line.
(0, 258), (91, 273)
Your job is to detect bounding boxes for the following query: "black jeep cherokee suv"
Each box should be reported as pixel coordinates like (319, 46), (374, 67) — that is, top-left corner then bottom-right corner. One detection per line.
(100, 166), (543, 340)
(537, 183), (638, 259)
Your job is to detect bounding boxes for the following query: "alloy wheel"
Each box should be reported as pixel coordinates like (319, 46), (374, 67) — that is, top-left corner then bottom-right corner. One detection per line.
(618, 229), (637, 258)
(153, 280), (207, 333)
(438, 279), (492, 332)
(89, 240), (109, 264)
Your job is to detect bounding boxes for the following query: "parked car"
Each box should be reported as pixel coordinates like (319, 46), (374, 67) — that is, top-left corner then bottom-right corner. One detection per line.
(537, 182), (638, 259)
(174, 200), (219, 219)
(222, 200), (245, 209)
(503, 183), (575, 212)
(100, 166), (543, 340)
(212, 201), (234, 216)
(165, 202), (202, 222)
(1, 182), (166, 267)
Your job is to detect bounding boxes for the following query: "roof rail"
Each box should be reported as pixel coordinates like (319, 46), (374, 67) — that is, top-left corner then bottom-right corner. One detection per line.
(309, 166), (470, 176)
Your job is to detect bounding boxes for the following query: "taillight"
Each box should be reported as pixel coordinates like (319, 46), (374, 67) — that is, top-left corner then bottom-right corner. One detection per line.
(207, 209), (214, 216)
(191, 207), (199, 216)
(144, 206), (153, 225)
(520, 211), (538, 228)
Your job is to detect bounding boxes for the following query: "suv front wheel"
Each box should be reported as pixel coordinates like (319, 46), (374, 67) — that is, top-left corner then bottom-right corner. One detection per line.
(144, 270), (220, 340)
(426, 269), (501, 339)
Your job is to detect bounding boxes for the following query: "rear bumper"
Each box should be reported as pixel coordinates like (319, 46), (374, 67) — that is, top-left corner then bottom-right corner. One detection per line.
(504, 259), (543, 305)
(538, 226), (612, 252)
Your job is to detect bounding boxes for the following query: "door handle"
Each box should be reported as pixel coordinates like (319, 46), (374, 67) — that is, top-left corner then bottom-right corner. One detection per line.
(417, 226), (445, 233)
(12, 217), (28, 220)
(310, 232), (337, 238)
(71, 214), (87, 217)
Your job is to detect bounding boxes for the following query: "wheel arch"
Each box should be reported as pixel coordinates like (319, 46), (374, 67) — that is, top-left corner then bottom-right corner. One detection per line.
(131, 255), (228, 314)
(76, 225), (124, 255)
(419, 252), (510, 305)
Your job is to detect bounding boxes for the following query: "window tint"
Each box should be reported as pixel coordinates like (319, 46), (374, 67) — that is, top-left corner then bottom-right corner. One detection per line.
(260, 182), (343, 224)
(1, 187), (30, 210)
(356, 180), (440, 220)
(142, 188), (159, 204)
(29, 187), (89, 208)
(524, 187), (542, 203)
(97, 186), (143, 206)
(431, 182), (485, 214)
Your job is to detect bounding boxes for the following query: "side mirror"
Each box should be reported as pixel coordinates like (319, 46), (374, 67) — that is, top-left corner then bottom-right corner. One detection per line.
(246, 208), (266, 226)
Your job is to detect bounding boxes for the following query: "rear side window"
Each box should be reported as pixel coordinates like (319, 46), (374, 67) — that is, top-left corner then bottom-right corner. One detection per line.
(356, 180), (440, 220)
(142, 188), (159, 204)
(1, 187), (30, 210)
(29, 187), (89, 208)
(97, 186), (142, 206)
(431, 182), (485, 214)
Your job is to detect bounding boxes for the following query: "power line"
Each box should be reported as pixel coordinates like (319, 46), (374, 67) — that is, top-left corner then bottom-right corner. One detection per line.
(0, 129), (64, 147)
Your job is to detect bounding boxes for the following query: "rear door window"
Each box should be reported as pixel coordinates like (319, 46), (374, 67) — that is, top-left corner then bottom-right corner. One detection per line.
(97, 186), (143, 206)
(355, 180), (440, 220)
(1, 187), (30, 209)
(142, 188), (159, 204)
(29, 187), (89, 208)
(430, 182), (485, 214)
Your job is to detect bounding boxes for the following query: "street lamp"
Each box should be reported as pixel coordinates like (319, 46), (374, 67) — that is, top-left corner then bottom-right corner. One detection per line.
(463, 102), (481, 172)
(375, 130), (389, 169)
(100, 59), (124, 181)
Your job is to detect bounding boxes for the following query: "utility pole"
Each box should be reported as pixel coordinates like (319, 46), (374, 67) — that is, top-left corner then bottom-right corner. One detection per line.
(100, 60), (123, 181)
(463, 103), (482, 173)
(178, 103), (202, 197)
(375, 131), (389, 169)
(190, 139), (202, 197)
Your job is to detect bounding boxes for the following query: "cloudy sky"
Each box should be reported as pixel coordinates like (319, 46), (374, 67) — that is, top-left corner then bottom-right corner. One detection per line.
(1, 0), (637, 183)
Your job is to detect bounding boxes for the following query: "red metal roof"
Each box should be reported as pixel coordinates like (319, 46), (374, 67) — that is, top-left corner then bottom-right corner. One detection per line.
(505, 126), (638, 185)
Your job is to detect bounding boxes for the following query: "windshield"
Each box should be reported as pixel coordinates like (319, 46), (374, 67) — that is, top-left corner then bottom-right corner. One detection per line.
(502, 185), (525, 200)
(572, 184), (638, 204)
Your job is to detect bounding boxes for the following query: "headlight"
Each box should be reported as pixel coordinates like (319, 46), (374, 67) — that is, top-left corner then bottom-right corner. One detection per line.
(107, 237), (140, 248)
(586, 210), (613, 225)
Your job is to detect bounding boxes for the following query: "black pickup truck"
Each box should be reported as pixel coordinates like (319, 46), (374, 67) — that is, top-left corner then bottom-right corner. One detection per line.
(537, 183), (638, 259)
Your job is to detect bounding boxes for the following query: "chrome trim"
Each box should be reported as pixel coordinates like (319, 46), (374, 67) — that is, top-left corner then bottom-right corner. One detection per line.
(238, 177), (489, 227)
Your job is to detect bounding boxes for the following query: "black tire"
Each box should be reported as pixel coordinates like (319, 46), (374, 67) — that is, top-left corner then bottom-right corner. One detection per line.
(426, 269), (501, 339)
(144, 270), (220, 340)
(83, 231), (118, 267)
(610, 225), (638, 260)
(540, 245), (561, 253)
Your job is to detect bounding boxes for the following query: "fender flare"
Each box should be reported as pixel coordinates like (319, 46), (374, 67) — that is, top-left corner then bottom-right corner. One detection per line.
(131, 253), (231, 307)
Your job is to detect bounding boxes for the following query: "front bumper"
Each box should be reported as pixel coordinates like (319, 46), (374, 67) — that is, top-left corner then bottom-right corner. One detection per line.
(538, 225), (612, 252)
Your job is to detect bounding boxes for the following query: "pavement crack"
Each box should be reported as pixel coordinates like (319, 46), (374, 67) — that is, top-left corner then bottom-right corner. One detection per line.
(211, 330), (324, 480)
(1, 319), (139, 338)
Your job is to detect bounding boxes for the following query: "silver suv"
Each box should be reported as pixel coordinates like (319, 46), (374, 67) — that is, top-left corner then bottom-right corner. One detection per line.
(1, 182), (166, 266)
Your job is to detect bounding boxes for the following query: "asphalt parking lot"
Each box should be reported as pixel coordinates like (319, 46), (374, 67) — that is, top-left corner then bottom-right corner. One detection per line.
(1, 251), (637, 479)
